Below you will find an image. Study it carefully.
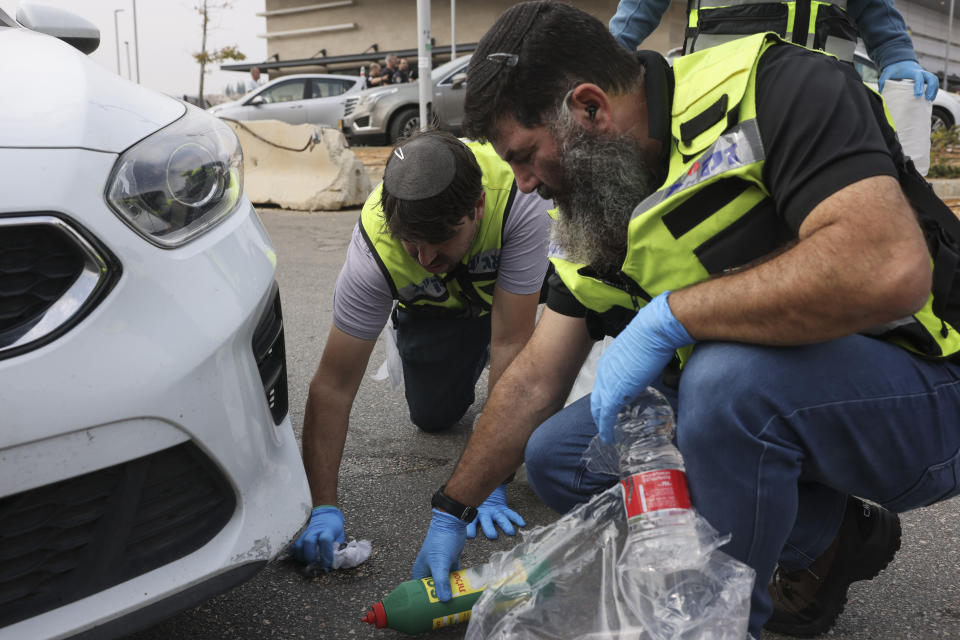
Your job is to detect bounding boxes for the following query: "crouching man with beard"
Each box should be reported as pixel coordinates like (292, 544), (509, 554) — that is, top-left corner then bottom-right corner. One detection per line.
(410, 2), (960, 637)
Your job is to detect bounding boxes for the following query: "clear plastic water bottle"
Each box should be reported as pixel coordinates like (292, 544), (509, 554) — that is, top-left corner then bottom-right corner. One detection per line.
(613, 390), (716, 638)
(614, 389), (701, 572)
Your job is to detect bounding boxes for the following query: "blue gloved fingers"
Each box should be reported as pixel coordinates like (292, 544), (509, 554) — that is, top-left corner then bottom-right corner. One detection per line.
(411, 509), (467, 602)
(465, 484), (526, 540)
(590, 292), (693, 442)
(465, 518), (479, 540)
(923, 70), (939, 101)
(411, 547), (431, 580)
(880, 60), (939, 101)
(289, 505), (345, 569)
(878, 67), (890, 94)
(489, 507), (525, 538)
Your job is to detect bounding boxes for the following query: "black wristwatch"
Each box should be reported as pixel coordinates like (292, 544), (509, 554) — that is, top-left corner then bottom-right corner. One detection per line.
(431, 485), (478, 523)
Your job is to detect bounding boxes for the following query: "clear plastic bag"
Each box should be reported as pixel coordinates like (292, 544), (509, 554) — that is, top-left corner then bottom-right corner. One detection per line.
(466, 391), (755, 640)
(370, 315), (403, 390)
(565, 336), (614, 406)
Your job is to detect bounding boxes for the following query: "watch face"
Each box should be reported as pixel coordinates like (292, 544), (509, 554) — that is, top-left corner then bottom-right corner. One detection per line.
(432, 487), (477, 522)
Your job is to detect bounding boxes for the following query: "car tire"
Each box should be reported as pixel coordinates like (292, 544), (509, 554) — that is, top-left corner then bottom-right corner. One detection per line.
(389, 107), (420, 143)
(932, 106), (954, 133)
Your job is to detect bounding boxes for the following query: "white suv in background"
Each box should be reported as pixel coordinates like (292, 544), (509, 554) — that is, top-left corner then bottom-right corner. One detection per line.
(0, 4), (310, 639)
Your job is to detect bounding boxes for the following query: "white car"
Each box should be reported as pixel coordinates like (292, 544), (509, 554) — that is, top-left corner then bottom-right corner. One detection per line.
(0, 4), (310, 639)
(340, 55), (472, 144)
(851, 51), (960, 132)
(208, 73), (364, 128)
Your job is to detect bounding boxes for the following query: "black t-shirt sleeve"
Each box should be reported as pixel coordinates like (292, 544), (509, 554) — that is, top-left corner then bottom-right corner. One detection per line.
(755, 45), (900, 233)
(545, 272), (588, 317)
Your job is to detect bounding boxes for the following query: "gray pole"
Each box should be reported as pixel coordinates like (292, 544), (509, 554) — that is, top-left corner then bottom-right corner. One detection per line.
(946, 0), (955, 91)
(113, 8), (124, 75)
(132, 0), (141, 83)
(417, 0), (432, 132)
(124, 41), (132, 81)
(450, 0), (456, 60)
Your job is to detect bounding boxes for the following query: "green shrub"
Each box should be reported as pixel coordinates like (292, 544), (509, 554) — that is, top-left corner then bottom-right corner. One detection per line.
(927, 163), (960, 178)
(931, 125), (960, 155)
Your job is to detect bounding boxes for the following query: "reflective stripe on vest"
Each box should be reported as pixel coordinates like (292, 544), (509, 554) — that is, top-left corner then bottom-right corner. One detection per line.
(552, 33), (960, 359)
(686, 0), (857, 62)
(359, 140), (517, 317)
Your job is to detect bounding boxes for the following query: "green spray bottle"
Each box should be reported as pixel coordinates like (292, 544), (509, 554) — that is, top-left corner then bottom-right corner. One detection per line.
(361, 558), (548, 634)
(361, 565), (488, 633)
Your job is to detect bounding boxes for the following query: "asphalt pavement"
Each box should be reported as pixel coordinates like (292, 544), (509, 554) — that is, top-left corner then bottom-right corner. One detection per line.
(127, 207), (960, 640)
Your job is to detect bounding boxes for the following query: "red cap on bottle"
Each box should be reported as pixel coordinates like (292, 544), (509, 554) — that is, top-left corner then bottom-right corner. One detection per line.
(361, 601), (387, 628)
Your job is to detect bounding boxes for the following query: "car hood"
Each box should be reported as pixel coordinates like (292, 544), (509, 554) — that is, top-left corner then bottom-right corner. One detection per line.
(209, 99), (241, 114)
(1, 27), (184, 152)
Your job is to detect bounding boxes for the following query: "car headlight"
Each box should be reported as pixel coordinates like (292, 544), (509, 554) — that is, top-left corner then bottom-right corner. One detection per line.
(106, 108), (243, 248)
(357, 88), (398, 112)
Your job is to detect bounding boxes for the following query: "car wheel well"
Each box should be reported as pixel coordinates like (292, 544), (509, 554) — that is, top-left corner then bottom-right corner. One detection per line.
(388, 105), (427, 143)
(932, 105), (955, 131)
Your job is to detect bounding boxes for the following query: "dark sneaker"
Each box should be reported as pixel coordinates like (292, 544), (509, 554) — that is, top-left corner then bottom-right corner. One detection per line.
(764, 496), (902, 637)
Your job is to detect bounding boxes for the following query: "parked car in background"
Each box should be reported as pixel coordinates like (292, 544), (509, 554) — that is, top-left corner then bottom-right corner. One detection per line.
(0, 4), (310, 639)
(208, 73), (364, 128)
(340, 54), (472, 144)
(851, 51), (960, 132)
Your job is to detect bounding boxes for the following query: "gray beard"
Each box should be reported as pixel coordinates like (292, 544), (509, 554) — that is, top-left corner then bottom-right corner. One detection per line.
(549, 121), (657, 274)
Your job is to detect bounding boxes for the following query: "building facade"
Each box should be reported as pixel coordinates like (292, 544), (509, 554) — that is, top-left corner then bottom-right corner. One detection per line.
(231, 0), (960, 88)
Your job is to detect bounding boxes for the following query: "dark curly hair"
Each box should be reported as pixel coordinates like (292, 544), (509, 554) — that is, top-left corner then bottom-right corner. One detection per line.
(464, 1), (641, 142)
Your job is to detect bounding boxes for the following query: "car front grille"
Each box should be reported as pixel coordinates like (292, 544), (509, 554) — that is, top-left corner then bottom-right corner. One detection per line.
(0, 215), (120, 361)
(0, 442), (236, 629)
(342, 97), (358, 118)
(252, 283), (288, 425)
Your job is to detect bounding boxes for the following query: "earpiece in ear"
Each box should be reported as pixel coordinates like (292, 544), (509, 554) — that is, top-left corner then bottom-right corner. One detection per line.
(586, 105), (598, 121)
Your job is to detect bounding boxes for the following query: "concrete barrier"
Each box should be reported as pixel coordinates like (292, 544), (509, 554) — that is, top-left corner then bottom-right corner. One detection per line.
(929, 178), (960, 200)
(224, 119), (371, 211)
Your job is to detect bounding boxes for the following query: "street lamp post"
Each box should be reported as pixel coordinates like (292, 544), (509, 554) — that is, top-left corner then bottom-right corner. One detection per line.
(113, 8), (124, 75)
(124, 40), (132, 81)
(451, 0), (456, 59)
(417, 0), (432, 132)
(946, 0), (956, 91)
(131, 0), (141, 83)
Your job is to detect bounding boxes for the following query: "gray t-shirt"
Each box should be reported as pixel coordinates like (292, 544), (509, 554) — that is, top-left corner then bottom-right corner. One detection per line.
(333, 190), (553, 340)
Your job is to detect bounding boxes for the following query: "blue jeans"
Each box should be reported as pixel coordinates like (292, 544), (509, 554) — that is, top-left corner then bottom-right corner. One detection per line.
(524, 335), (960, 637)
(395, 309), (490, 432)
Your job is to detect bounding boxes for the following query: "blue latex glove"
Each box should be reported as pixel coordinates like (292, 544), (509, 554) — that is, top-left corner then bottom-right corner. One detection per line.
(591, 291), (694, 442)
(288, 505), (345, 570)
(879, 60), (938, 101)
(412, 508), (467, 602)
(465, 484), (526, 539)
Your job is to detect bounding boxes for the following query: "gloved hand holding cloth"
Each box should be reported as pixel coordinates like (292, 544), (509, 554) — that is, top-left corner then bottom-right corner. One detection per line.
(591, 291), (694, 442)
(289, 505), (345, 570)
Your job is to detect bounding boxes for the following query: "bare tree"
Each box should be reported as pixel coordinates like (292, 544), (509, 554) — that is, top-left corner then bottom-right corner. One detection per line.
(194, 0), (246, 104)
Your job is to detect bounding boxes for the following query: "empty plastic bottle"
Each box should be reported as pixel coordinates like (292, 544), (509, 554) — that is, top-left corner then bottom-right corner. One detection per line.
(614, 390), (702, 572)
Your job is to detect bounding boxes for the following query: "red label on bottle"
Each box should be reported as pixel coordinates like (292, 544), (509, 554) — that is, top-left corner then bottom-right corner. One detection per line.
(621, 470), (691, 518)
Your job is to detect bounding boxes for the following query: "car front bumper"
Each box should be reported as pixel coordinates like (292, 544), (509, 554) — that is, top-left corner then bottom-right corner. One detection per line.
(0, 148), (311, 640)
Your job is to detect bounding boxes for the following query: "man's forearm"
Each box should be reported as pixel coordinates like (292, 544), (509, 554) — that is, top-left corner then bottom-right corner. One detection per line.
(487, 336), (528, 395)
(302, 383), (353, 507)
(444, 312), (593, 506)
(447, 361), (565, 505)
(670, 178), (931, 344)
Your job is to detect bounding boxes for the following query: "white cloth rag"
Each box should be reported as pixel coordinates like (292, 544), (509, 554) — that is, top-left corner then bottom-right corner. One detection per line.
(332, 539), (373, 569)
